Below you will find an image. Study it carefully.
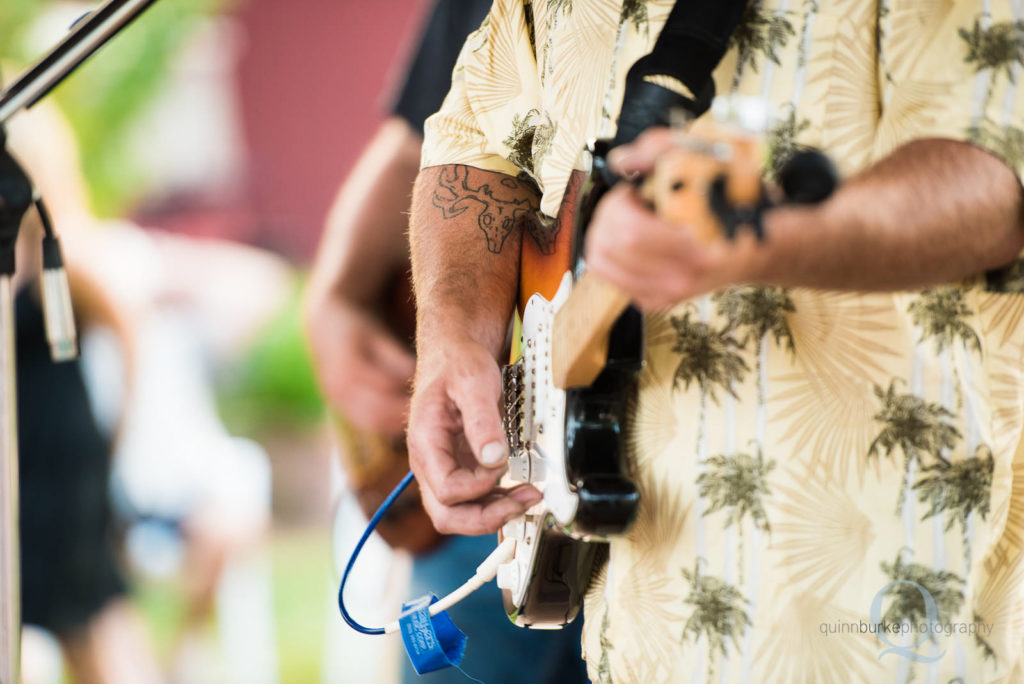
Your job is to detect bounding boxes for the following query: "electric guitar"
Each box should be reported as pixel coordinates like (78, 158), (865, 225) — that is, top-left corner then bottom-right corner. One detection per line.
(495, 120), (838, 627)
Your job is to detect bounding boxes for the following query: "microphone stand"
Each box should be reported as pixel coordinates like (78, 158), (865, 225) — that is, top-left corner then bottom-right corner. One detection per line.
(0, 2), (164, 681)
(0, 128), (31, 684)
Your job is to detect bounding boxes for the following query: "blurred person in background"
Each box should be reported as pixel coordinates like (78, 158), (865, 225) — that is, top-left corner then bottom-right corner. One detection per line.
(8, 100), (162, 684)
(8, 96), (287, 683)
(79, 224), (285, 684)
(303, 1), (588, 681)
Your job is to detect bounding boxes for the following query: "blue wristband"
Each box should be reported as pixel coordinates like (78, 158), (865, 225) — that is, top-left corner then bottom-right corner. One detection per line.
(398, 594), (467, 675)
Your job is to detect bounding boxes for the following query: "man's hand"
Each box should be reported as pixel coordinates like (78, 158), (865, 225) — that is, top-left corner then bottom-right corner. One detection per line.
(584, 128), (760, 310)
(304, 290), (415, 435)
(587, 127), (1024, 302)
(408, 164), (545, 535)
(304, 118), (425, 434)
(407, 337), (542, 535)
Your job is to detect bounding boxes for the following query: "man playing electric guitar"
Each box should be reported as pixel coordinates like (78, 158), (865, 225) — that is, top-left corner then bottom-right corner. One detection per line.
(407, 1), (1024, 681)
(305, 1), (588, 681)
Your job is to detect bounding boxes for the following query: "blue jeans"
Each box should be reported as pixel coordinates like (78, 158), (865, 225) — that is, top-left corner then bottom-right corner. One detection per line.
(402, 535), (589, 684)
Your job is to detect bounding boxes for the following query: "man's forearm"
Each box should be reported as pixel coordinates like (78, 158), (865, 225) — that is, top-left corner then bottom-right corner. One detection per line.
(410, 164), (539, 357)
(753, 138), (1024, 290)
(307, 118), (423, 308)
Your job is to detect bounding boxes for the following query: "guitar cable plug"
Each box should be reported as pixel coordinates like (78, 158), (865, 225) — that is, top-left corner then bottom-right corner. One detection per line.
(338, 469), (517, 635)
(381, 536), (516, 635)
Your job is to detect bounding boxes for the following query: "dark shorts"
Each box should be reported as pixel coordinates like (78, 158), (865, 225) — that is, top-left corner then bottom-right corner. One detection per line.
(16, 289), (125, 636)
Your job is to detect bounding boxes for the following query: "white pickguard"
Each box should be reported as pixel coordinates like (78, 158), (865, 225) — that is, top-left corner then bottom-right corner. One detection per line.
(497, 271), (578, 607)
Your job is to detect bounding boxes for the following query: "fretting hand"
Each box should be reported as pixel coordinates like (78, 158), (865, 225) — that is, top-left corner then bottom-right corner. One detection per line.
(584, 127), (762, 310)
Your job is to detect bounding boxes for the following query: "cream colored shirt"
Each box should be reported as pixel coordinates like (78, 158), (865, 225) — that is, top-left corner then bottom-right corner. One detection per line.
(422, 1), (1024, 681)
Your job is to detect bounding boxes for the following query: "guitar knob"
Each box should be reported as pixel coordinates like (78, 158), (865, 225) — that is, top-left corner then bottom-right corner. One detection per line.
(496, 561), (521, 591)
(508, 449), (531, 482)
(502, 519), (526, 540)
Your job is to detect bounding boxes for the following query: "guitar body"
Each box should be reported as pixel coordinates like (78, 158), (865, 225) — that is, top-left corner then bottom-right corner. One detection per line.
(498, 166), (641, 628)
(333, 269), (444, 556)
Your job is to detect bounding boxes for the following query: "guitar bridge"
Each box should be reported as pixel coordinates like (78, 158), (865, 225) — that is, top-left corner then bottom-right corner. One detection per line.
(501, 361), (525, 452)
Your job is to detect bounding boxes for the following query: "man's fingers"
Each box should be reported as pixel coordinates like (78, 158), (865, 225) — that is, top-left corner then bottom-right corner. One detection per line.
(447, 353), (508, 469)
(322, 359), (411, 426)
(588, 249), (685, 311)
(587, 187), (685, 267)
(369, 329), (416, 383)
(408, 425), (504, 506)
(407, 383), (504, 506)
(340, 354), (409, 394)
(420, 484), (542, 536)
(607, 127), (675, 176)
(345, 390), (409, 434)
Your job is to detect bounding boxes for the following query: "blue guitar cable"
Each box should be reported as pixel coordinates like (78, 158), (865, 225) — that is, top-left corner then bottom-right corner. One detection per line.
(337, 470), (416, 635)
(337, 470), (517, 639)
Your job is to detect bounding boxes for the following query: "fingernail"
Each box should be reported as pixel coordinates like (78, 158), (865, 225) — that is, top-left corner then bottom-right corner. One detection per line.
(511, 487), (542, 505)
(607, 147), (630, 169)
(481, 441), (508, 466)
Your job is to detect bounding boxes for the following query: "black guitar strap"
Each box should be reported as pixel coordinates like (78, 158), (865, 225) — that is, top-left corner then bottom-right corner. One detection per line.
(612, 0), (750, 148)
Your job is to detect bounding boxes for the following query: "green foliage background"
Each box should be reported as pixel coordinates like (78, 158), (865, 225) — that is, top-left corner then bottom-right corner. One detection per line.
(219, 283), (326, 434)
(2, 2), (328, 431)
(0, 0), (230, 216)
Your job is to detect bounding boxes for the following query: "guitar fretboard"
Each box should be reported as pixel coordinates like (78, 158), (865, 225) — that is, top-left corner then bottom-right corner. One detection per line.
(551, 269), (630, 389)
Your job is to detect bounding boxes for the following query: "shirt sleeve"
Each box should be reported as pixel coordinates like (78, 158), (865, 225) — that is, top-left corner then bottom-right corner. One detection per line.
(875, 4), (1024, 291)
(390, 0), (492, 136)
(420, 1), (524, 177)
(874, 3), (1024, 180)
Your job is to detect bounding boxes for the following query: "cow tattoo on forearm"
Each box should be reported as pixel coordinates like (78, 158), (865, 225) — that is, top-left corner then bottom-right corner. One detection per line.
(431, 165), (540, 254)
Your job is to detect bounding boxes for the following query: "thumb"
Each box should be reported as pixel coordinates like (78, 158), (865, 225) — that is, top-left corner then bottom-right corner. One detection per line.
(447, 351), (508, 469)
(369, 329), (416, 383)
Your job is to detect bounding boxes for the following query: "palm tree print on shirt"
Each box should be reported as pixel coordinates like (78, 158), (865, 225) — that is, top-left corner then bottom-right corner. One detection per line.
(670, 311), (749, 401)
(765, 107), (812, 181)
(960, 18), (1024, 138)
(714, 285), (796, 405)
(729, 2), (796, 88)
(973, 123), (1024, 173)
(619, 0), (648, 33)
(868, 379), (961, 514)
(503, 109), (556, 182)
(596, 609), (615, 684)
(908, 286), (982, 411)
(670, 311), (751, 523)
(681, 561), (751, 683)
(879, 552), (965, 642)
(796, 0), (820, 68)
(960, 18), (1024, 84)
(697, 447), (776, 584)
(914, 444), (994, 575)
(548, 0), (572, 18)
(908, 287), (982, 356)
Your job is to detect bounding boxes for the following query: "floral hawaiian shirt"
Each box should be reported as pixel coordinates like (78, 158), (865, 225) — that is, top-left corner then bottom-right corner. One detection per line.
(421, 1), (1024, 681)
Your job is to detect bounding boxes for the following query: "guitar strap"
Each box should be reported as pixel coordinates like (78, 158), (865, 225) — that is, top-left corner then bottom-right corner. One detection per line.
(612, 0), (751, 148)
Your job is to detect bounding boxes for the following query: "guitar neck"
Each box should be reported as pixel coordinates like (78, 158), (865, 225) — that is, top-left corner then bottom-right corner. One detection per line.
(549, 125), (771, 390)
(551, 270), (630, 389)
